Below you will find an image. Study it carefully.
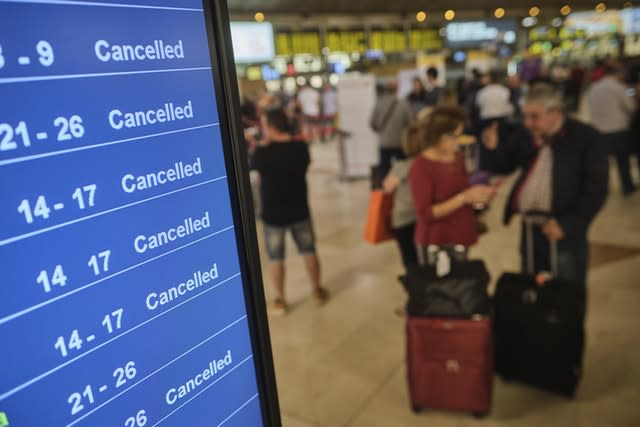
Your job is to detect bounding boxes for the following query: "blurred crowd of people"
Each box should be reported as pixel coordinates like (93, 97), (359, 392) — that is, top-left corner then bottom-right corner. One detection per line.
(371, 59), (638, 295)
(241, 81), (339, 151)
(240, 56), (639, 314)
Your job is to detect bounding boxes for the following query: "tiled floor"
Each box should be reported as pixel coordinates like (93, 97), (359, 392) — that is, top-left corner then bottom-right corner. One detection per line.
(257, 139), (640, 427)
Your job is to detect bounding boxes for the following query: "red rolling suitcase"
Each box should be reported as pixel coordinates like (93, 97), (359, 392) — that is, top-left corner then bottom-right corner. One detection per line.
(406, 316), (493, 416)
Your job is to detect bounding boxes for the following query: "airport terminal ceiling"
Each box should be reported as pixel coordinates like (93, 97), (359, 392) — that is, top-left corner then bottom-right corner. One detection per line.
(227, 0), (609, 15)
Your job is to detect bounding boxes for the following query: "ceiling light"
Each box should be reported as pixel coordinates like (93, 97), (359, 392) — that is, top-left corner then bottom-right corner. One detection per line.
(529, 6), (540, 17)
(504, 30), (516, 43)
(495, 8), (505, 18)
(560, 5), (571, 15)
(522, 16), (538, 27)
(445, 9), (455, 20)
(416, 11), (427, 22)
(254, 12), (265, 22)
(310, 75), (324, 89)
(595, 2), (606, 12)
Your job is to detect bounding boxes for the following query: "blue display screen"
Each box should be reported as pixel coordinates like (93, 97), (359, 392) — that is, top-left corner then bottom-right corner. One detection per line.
(0, 1), (265, 426)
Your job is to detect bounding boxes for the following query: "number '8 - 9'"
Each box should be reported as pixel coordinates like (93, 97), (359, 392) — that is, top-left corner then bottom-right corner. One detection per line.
(0, 42), (53, 69)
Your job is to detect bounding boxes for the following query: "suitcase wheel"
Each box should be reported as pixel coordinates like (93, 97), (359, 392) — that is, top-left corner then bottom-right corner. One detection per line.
(472, 412), (488, 419)
(411, 404), (422, 414)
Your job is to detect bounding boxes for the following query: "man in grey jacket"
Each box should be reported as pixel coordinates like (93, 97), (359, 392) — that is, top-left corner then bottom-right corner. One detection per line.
(370, 79), (413, 179)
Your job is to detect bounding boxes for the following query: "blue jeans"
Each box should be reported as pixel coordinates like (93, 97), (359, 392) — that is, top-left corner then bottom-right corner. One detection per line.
(263, 219), (316, 262)
(520, 221), (589, 285)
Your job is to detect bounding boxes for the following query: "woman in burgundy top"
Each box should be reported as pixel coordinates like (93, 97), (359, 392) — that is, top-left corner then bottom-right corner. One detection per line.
(409, 106), (495, 259)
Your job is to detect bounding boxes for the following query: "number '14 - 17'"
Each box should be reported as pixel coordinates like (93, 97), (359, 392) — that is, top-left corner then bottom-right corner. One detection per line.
(17, 185), (96, 224)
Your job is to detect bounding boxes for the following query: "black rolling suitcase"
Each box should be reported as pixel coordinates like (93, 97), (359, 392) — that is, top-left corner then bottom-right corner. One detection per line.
(493, 217), (586, 397)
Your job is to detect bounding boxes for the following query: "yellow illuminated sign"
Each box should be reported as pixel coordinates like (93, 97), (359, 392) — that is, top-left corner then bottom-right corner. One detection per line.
(326, 30), (366, 53)
(528, 41), (554, 54)
(561, 40), (573, 50)
(246, 66), (262, 81)
(370, 29), (406, 52)
(275, 31), (321, 56)
(530, 26), (588, 43)
(291, 32), (321, 55)
(275, 33), (292, 56)
(409, 28), (443, 50)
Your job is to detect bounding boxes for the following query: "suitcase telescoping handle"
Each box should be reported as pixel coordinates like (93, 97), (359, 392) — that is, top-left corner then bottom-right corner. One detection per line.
(425, 245), (467, 264)
(523, 213), (558, 277)
(422, 245), (468, 277)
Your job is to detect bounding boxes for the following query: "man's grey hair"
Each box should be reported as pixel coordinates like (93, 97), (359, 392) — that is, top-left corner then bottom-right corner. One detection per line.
(523, 83), (564, 111)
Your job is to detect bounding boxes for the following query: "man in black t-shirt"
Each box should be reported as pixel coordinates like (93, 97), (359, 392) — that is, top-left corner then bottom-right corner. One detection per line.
(251, 108), (329, 315)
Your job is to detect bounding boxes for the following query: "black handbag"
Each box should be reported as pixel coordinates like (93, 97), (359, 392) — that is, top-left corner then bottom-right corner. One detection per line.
(400, 259), (491, 318)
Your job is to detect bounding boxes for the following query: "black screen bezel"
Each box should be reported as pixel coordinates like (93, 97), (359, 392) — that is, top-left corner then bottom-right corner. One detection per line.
(201, 1), (281, 426)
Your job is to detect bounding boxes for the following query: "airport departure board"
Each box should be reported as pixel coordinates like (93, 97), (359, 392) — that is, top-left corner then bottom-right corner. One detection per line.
(409, 28), (443, 51)
(275, 31), (322, 56)
(326, 29), (367, 53)
(369, 29), (407, 53)
(0, 1), (280, 426)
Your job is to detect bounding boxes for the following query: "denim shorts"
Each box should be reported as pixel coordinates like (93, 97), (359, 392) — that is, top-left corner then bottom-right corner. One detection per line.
(263, 219), (316, 262)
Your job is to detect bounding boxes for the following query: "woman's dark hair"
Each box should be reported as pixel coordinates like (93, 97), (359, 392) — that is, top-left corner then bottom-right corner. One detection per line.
(416, 105), (466, 150)
(264, 107), (292, 134)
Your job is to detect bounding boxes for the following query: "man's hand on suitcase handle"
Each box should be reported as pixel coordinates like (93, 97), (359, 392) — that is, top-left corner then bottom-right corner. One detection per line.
(542, 218), (565, 242)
